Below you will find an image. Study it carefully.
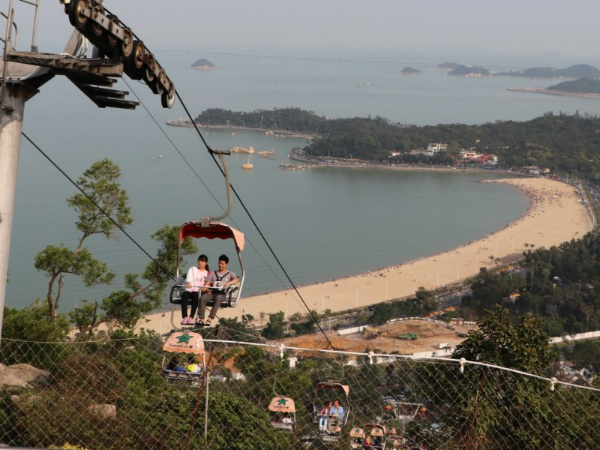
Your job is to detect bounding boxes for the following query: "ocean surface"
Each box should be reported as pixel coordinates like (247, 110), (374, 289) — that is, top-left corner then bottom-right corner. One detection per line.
(9, 49), (600, 311)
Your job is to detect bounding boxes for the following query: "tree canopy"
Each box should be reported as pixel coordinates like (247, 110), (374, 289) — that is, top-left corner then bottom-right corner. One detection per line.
(28, 159), (197, 337)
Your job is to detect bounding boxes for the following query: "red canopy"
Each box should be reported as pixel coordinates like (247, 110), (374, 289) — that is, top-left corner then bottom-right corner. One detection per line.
(179, 221), (245, 252)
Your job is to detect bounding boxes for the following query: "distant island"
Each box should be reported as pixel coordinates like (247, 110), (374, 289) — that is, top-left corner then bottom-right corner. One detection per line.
(438, 62), (460, 70)
(498, 64), (600, 78)
(508, 78), (600, 99)
(448, 65), (490, 77)
(174, 108), (600, 181)
(548, 78), (600, 94)
(399, 67), (422, 75)
(190, 58), (216, 69)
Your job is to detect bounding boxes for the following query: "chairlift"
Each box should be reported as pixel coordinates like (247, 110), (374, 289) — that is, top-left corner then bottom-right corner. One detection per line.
(312, 381), (350, 443)
(393, 402), (424, 422)
(161, 331), (206, 385)
(268, 396), (296, 432)
(387, 429), (406, 450)
(169, 221), (245, 328)
(349, 427), (365, 449)
(364, 423), (387, 450)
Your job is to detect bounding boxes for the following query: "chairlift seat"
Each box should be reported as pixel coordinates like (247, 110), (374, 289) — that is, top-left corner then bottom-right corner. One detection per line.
(169, 283), (241, 308)
(163, 369), (203, 385)
(168, 221), (245, 313)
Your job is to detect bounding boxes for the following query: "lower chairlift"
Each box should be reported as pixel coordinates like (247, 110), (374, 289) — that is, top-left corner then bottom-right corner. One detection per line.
(385, 428), (405, 450)
(394, 402), (424, 422)
(268, 396), (296, 432)
(162, 331), (206, 385)
(364, 423), (387, 450)
(312, 381), (350, 444)
(350, 427), (365, 449)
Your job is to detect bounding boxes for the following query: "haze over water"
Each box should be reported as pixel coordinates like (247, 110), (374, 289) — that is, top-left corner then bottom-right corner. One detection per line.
(10, 49), (600, 311)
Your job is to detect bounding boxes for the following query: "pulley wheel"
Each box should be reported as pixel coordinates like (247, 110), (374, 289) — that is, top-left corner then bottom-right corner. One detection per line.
(162, 85), (176, 109)
(68, 0), (89, 28)
(144, 54), (156, 84)
(106, 15), (120, 47)
(123, 40), (146, 80)
(150, 69), (167, 95)
(130, 40), (146, 69)
(121, 28), (134, 58)
(89, 6), (105, 37)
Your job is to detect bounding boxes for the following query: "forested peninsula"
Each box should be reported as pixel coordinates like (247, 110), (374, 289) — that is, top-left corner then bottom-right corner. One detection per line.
(196, 108), (600, 182)
(498, 64), (600, 78)
(547, 78), (600, 94)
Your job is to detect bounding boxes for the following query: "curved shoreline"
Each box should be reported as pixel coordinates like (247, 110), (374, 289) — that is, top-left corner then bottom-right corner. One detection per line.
(138, 177), (593, 333)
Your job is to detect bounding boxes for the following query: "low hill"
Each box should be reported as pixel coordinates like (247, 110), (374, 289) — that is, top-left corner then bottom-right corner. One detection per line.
(547, 78), (600, 94)
(438, 62), (460, 69)
(193, 108), (600, 182)
(400, 67), (422, 75)
(448, 65), (490, 76)
(191, 58), (215, 69)
(498, 64), (600, 78)
(195, 107), (326, 132)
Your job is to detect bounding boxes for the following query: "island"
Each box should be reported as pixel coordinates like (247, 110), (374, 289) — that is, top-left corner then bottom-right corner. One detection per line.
(498, 64), (600, 78)
(547, 78), (600, 94)
(399, 66), (422, 75)
(174, 107), (600, 182)
(437, 62), (460, 70)
(508, 78), (600, 98)
(447, 65), (490, 77)
(190, 58), (216, 70)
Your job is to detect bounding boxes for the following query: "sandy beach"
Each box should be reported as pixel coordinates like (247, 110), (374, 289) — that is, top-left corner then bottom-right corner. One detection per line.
(139, 177), (594, 334)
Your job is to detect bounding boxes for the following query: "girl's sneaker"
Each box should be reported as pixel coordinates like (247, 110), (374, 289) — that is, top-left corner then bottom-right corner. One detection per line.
(181, 318), (188, 325)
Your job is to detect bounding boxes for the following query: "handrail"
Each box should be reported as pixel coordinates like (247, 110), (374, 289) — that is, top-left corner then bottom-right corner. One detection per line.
(17, 0), (39, 51)
(0, 11), (18, 49)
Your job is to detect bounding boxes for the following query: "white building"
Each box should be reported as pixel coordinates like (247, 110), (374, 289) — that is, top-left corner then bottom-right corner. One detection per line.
(460, 150), (482, 160)
(410, 148), (434, 157)
(427, 143), (448, 153)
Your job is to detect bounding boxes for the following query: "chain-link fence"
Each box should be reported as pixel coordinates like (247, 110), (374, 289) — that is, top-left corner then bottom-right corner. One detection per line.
(1, 330), (599, 450)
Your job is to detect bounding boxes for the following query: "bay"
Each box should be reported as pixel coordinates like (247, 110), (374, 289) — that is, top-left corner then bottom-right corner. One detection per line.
(11, 48), (596, 311)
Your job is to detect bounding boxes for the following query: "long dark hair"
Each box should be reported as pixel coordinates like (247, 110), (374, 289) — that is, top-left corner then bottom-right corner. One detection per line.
(198, 254), (209, 272)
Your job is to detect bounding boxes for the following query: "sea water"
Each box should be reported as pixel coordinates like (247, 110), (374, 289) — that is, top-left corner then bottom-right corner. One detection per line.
(10, 49), (598, 311)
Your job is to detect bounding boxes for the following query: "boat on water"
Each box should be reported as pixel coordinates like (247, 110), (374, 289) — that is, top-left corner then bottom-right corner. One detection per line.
(258, 150), (277, 159)
(166, 118), (195, 127)
(242, 155), (253, 170)
(230, 146), (254, 154)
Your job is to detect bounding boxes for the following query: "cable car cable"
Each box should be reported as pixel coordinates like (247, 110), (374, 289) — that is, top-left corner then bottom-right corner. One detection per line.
(175, 92), (335, 350)
(21, 1), (333, 348)
(21, 131), (173, 280)
(123, 79), (309, 315)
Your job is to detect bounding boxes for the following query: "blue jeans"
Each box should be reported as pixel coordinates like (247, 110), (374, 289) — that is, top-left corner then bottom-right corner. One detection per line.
(319, 416), (327, 429)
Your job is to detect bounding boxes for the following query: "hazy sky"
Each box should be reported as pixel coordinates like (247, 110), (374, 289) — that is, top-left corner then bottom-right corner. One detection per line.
(8, 0), (600, 61)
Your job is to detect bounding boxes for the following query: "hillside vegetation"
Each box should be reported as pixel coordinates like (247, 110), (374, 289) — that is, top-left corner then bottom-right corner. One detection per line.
(195, 109), (600, 182)
(498, 64), (600, 78)
(547, 78), (600, 94)
(447, 65), (490, 76)
(305, 112), (600, 181)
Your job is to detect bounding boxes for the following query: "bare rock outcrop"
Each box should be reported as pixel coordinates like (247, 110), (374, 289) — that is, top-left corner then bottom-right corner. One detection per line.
(0, 363), (51, 388)
(88, 403), (117, 420)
